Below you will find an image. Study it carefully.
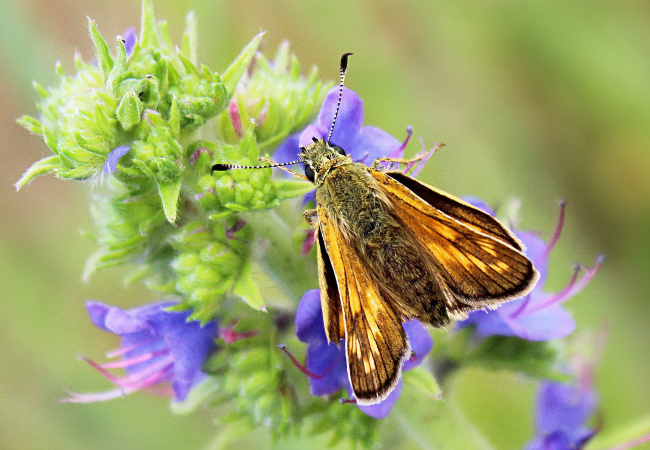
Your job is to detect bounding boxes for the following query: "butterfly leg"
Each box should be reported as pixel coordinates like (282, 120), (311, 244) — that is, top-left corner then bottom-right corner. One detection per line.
(371, 143), (444, 170)
(258, 157), (309, 181)
(303, 209), (319, 228)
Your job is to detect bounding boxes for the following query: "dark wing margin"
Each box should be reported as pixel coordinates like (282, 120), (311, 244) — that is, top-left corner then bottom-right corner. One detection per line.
(317, 228), (344, 344)
(386, 172), (524, 251)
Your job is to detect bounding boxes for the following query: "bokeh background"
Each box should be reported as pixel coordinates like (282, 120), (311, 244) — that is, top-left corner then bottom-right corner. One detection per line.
(1, 0), (649, 448)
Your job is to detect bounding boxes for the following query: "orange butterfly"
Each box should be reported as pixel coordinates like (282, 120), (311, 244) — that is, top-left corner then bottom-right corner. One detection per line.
(213, 53), (539, 405)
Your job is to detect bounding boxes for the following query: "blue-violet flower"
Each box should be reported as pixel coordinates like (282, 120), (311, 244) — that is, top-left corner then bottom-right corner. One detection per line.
(526, 374), (598, 449)
(62, 300), (218, 403)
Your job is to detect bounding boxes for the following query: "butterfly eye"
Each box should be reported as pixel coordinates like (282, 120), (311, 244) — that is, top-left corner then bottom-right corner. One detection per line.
(331, 145), (346, 156)
(304, 164), (315, 182)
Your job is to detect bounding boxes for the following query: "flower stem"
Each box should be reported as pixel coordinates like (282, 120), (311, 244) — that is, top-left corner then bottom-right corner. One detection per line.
(242, 202), (317, 301)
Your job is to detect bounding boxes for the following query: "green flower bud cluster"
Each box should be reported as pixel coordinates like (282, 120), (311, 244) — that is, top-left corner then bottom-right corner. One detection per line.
(17, 0), (321, 325)
(204, 322), (300, 439)
(217, 42), (330, 153)
(170, 219), (258, 323)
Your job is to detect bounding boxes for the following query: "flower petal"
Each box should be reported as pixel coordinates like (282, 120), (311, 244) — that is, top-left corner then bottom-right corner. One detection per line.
(102, 145), (130, 175)
(317, 87), (364, 146)
(272, 130), (302, 163)
(306, 340), (348, 396)
(536, 380), (597, 435)
(146, 308), (218, 401)
(85, 301), (150, 334)
(350, 126), (402, 165)
(356, 379), (403, 420)
(402, 320), (433, 371)
(295, 289), (326, 344)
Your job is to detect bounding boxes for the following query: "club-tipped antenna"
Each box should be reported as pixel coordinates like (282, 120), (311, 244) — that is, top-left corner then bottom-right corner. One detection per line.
(326, 52), (353, 144)
(211, 160), (302, 174)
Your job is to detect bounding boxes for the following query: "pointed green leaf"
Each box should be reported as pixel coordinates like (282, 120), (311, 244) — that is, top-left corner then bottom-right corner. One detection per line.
(222, 32), (264, 96)
(403, 366), (441, 399)
(17, 116), (42, 135)
(157, 179), (182, 223)
(88, 19), (113, 80)
(32, 82), (48, 99)
(140, 0), (159, 48)
(107, 35), (128, 95)
(15, 156), (60, 191)
(181, 11), (198, 65)
(232, 262), (265, 310)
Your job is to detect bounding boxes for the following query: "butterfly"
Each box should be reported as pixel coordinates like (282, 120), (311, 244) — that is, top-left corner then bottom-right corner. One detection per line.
(213, 53), (539, 405)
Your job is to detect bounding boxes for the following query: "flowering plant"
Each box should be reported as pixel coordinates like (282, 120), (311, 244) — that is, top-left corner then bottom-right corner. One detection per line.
(16, 1), (619, 447)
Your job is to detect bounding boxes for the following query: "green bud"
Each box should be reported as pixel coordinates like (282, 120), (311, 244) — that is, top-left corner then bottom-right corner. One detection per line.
(116, 89), (144, 131)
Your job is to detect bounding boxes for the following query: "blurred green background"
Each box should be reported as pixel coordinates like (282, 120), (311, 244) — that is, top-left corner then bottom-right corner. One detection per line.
(1, 0), (649, 448)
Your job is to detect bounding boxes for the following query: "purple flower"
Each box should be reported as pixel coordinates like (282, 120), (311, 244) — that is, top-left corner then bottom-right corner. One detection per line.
(293, 289), (433, 419)
(273, 86), (409, 170)
(457, 201), (603, 341)
(122, 27), (137, 57)
(102, 145), (130, 175)
(526, 376), (598, 450)
(62, 300), (218, 403)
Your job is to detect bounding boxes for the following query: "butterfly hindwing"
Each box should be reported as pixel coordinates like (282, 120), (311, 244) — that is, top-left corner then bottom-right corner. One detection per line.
(317, 206), (410, 405)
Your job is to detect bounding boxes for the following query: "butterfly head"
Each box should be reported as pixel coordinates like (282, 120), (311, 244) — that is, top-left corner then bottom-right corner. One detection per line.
(300, 137), (348, 183)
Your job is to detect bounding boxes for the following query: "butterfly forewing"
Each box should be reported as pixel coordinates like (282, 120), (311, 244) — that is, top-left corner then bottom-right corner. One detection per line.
(318, 207), (410, 405)
(386, 172), (524, 251)
(373, 170), (539, 305)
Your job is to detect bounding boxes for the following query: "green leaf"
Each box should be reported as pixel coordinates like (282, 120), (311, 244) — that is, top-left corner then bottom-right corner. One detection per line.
(222, 32), (264, 96)
(88, 19), (113, 80)
(404, 366), (441, 399)
(157, 179), (181, 223)
(232, 262), (265, 310)
(14, 156), (60, 191)
(139, 0), (159, 48)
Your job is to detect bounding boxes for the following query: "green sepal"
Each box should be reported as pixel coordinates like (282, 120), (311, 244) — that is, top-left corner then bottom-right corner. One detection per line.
(222, 32), (264, 96)
(139, 0), (159, 49)
(403, 366), (441, 399)
(181, 11), (198, 65)
(88, 19), (113, 80)
(15, 156), (61, 191)
(232, 262), (265, 310)
(157, 179), (182, 223)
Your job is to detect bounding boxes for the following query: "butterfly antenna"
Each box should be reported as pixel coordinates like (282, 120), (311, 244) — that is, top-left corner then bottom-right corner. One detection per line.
(211, 160), (302, 174)
(326, 52), (353, 144)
